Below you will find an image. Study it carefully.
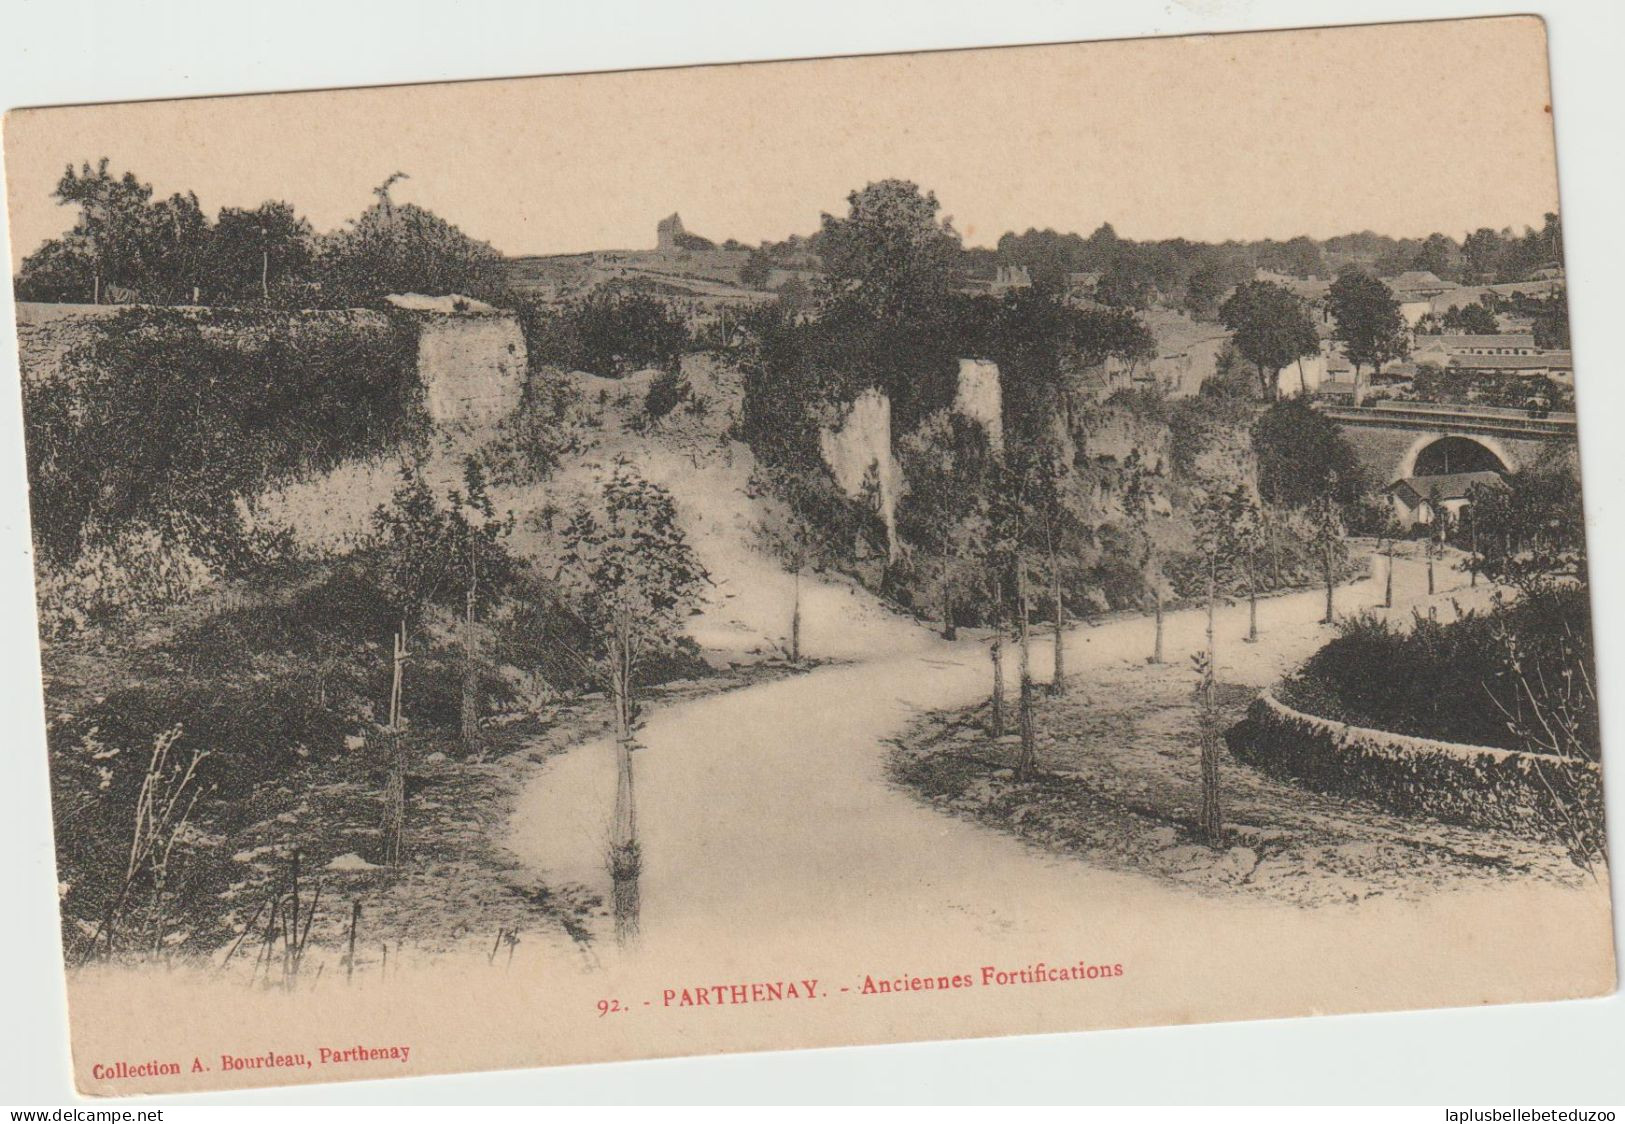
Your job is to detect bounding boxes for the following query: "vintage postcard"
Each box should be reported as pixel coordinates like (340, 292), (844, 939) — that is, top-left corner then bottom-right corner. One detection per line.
(3, 15), (1613, 1095)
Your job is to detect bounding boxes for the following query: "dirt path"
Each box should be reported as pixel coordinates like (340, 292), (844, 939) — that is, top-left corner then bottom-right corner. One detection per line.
(891, 549), (1587, 906)
(505, 535), (1560, 963)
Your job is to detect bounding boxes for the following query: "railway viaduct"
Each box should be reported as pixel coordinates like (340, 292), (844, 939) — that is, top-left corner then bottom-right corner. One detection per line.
(1319, 402), (1579, 485)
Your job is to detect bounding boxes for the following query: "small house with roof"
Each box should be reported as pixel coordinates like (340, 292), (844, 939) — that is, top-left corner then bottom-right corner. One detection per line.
(1387, 470), (1507, 531)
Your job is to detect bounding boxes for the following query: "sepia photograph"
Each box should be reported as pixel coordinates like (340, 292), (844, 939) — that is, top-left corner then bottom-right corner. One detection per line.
(0, 6), (1617, 1103)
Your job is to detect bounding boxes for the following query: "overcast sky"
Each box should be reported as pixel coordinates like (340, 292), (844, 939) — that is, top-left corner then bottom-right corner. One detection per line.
(3, 16), (1560, 271)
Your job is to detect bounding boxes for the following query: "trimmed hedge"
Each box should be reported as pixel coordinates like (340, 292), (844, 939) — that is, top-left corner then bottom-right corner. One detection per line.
(1227, 691), (1601, 844)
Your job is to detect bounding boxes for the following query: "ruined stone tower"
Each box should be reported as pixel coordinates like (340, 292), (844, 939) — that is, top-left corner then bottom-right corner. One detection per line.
(656, 213), (686, 252)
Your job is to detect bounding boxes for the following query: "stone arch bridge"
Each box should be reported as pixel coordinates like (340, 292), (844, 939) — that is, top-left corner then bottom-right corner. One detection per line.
(1318, 402), (1578, 486)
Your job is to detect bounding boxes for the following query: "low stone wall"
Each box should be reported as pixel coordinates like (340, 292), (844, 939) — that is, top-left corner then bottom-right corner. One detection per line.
(1226, 690), (1600, 838)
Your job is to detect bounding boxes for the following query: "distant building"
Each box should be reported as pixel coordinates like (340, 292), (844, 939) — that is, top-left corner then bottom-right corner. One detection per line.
(1428, 286), (1492, 317)
(1385, 270), (1453, 299)
(991, 264), (1033, 294)
(1385, 271), (1454, 328)
(1413, 333), (1538, 359)
(656, 212), (715, 253)
(1066, 270), (1103, 294)
(1445, 351), (1573, 381)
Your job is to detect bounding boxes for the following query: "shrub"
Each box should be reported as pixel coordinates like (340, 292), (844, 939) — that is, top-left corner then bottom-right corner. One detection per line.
(474, 372), (595, 487)
(1279, 586), (1596, 755)
(24, 308), (423, 572)
(644, 368), (690, 421)
(518, 285), (688, 377)
(35, 522), (216, 639)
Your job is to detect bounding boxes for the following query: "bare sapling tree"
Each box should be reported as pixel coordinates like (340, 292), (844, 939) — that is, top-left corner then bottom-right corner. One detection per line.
(1426, 483), (1447, 597)
(449, 459), (516, 758)
(1121, 451), (1169, 664)
(1312, 472), (1346, 625)
(370, 459), (516, 866)
(1191, 486), (1249, 848)
(371, 462), (444, 863)
(750, 471), (814, 663)
(988, 572), (1006, 736)
(1233, 489), (1265, 643)
(1047, 532), (1065, 691)
(984, 454), (1034, 766)
(1015, 554), (1037, 783)
(1025, 440), (1091, 697)
(559, 463), (708, 943)
(1466, 503), (1479, 588)
(383, 622), (409, 868)
(1383, 534), (1396, 608)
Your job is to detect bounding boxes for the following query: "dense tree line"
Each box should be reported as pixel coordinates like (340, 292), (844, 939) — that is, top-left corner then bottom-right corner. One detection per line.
(14, 161), (504, 307)
(987, 215), (1563, 317)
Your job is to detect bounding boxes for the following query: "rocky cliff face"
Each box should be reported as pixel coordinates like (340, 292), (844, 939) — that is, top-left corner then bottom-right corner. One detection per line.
(953, 358), (1004, 453)
(817, 360), (1010, 562)
(819, 388), (902, 561)
(411, 312), (526, 433)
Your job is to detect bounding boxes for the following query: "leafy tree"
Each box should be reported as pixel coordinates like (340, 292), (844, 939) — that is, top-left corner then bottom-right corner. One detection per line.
(16, 160), (211, 304)
(559, 464), (708, 741)
(1120, 450), (1171, 664)
(1218, 281), (1321, 400)
(369, 459), (517, 754)
(1094, 256), (1155, 309)
(45, 159), (158, 302)
(15, 231), (100, 303)
(1182, 252), (1250, 319)
(1412, 361), (1475, 406)
(817, 179), (963, 322)
(738, 247), (773, 289)
(145, 191), (212, 304)
(1253, 235), (1325, 279)
(977, 287), (1153, 441)
(994, 227), (1084, 291)
(316, 176), (505, 305)
(557, 465), (707, 940)
(1250, 398), (1364, 509)
(1412, 232), (1459, 280)
(896, 412), (996, 641)
(1465, 462), (1586, 594)
(1442, 301), (1499, 335)
(1328, 270), (1408, 388)
(1531, 291), (1570, 349)
(1462, 227), (1504, 283)
(526, 284), (689, 377)
(207, 201), (315, 304)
